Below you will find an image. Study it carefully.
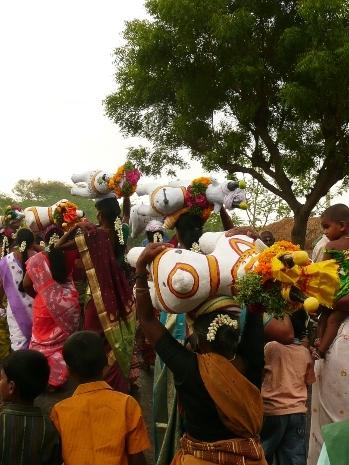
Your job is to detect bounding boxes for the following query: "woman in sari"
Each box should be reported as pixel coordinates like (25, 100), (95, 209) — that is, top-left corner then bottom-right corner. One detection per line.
(0, 228), (36, 351)
(23, 227), (80, 388)
(56, 194), (135, 393)
(136, 242), (267, 465)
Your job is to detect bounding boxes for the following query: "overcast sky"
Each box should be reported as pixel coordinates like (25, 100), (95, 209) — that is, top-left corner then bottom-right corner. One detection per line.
(0, 0), (160, 194)
(0, 1), (346, 209)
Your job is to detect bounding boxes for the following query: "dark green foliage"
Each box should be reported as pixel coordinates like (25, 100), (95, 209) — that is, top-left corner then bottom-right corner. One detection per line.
(105, 0), (349, 246)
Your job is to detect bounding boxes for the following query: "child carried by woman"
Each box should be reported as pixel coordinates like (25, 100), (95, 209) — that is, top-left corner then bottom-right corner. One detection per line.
(314, 204), (349, 358)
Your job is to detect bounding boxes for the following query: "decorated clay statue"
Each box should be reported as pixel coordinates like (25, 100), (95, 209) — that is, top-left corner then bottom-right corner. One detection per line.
(127, 233), (340, 316)
(71, 162), (141, 200)
(24, 199), (84, 233)
(129, 204), (163, 239)
(0, 206), (25, 230)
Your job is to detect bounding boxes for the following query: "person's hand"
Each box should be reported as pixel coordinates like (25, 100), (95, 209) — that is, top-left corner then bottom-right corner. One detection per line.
(136, 243), (173, 269)
(225, 227), (259, 240)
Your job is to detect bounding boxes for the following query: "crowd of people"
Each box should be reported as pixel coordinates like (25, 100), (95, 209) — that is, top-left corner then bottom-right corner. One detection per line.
(0, 193), (348, 465)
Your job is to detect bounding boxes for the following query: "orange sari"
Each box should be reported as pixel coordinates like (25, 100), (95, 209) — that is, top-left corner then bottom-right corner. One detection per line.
(171, 353), (267, 465)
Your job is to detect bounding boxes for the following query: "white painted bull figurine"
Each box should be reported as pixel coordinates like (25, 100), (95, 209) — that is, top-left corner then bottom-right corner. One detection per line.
(24, 200), (84, 233)
(127, 232), (339, 315)
(71, 170), (112, 199)
(127, 233), (263, 313)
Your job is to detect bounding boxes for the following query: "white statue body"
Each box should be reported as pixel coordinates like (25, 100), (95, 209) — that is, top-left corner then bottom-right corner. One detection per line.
(24, 199), (84, 232)
(71, 170), (112, 199)
(127, 233), (259, 313)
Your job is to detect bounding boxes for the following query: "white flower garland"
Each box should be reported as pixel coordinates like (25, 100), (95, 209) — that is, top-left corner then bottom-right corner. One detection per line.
(153, 232), (163, 243)
(19, 241), (27, 253)
(45, 233), (60, 252)
(207, 314), (238, 342)
(1, 237), (9, 259)
(114, 217), (124, 245)
(190, 242), (201, 253)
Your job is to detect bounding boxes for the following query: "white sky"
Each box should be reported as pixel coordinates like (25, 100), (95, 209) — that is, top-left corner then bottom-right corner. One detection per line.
(0, 1), (347, 209)
(0, 0), (198, 195)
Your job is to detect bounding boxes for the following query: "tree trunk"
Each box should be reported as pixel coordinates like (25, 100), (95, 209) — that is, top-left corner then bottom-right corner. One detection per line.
(291, 209), (309, 248)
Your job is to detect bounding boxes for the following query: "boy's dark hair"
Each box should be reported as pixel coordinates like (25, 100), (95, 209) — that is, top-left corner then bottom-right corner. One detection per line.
(2, 350), (50, 401)
(193, 311), (240, 360)
(322, 203), (349, 224)
(63, 331), (107, 381)
(290, 310), (308, 340)
(175, 213), (204, 249)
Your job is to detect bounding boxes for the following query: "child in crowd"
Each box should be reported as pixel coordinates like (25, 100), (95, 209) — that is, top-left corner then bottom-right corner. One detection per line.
(261, 310), (315, 465)
(0, 350), (61, 465)
(315, 203), (349, 358)
(50, 331), (150, 465)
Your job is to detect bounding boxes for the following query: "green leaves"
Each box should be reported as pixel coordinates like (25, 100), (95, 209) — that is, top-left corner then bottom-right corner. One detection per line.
(105, 0), (349, 245)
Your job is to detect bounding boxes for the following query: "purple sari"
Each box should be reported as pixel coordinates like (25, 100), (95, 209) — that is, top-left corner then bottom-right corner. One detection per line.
(0, 253), (33, 350)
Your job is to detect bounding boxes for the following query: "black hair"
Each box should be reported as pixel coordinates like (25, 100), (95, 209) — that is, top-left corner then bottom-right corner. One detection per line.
(2, 350), (50, 401)
(14, 228), (34, 275)
(175, 213), (204, 250)
(63, 331), (107, 381)
(44, 226), (68, 284)
(322, 203), (349, 224)
(146, 230), (164, 243)
(95, 197), (125, 261)
(193, 311), (240, 359)
(290, 309), (308, 340)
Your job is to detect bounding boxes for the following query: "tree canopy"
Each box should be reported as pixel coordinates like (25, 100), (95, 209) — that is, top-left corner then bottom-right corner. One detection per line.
(105, 0), (349, 245)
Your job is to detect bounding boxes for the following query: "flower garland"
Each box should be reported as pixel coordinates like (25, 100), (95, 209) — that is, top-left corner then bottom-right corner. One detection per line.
(1, 236), (9, 259)
(207, 314), (238, 342)
(45, 233), (60, 252)
(3, 205), (23, 226)
(19, 241), (27, 253)
(108, 161), (141, 198)
(190, 242), (201, 253)
(254, 241), (300, 282)
(184, 177), (214, 222)
(114, 217), (124, 245)
(236, 241), (302, 318)
(153, 232), (163, 243)
(53, 201), (79, 230)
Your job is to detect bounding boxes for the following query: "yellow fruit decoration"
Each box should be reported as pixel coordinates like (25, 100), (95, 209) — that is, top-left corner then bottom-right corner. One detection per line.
(303, 297), (319, 313)
(292, 250), (309, 266)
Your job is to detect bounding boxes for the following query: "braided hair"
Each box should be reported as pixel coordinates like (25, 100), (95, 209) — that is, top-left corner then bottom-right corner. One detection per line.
(14, 228), (34, 275)
(95, 197), (126, 262)
(175, 213), (204, 250)
(43, 226), (68, 284)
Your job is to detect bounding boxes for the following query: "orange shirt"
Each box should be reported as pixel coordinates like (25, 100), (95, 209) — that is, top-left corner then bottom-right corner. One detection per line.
(50, 381), (150, 465)
(262, 341), (315, 416)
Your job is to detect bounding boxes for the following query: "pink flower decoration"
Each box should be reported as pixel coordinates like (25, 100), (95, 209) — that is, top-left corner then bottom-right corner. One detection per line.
(125, 169), (141, 185)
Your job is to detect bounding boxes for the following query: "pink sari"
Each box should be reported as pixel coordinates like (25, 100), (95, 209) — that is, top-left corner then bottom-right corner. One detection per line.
(26, 252), (80, 387)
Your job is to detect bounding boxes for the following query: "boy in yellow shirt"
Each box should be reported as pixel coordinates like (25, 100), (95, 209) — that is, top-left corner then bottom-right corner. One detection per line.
(51, 331), (150, 465)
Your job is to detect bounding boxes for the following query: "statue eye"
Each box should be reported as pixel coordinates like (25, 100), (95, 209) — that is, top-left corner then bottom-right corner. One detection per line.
(175, 249), (182, 254)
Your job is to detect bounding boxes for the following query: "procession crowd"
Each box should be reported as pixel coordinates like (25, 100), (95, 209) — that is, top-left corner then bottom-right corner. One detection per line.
(0, 194), (348, 465)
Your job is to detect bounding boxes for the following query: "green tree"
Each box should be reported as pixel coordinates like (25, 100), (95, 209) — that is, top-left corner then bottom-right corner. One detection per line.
(105, 0), (349, 246)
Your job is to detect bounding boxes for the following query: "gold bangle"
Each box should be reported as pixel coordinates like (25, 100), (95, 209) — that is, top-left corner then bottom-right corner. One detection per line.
(135, 287), (149, 292)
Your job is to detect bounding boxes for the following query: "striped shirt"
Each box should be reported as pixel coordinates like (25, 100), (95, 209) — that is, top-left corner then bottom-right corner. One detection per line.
(0, 403), (61, 465)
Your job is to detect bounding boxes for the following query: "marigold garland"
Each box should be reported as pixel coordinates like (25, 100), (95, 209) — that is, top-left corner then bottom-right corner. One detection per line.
(184, 177), (213, 222)
(254, 241), (300, 281)
(108, 162), (141, 198)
